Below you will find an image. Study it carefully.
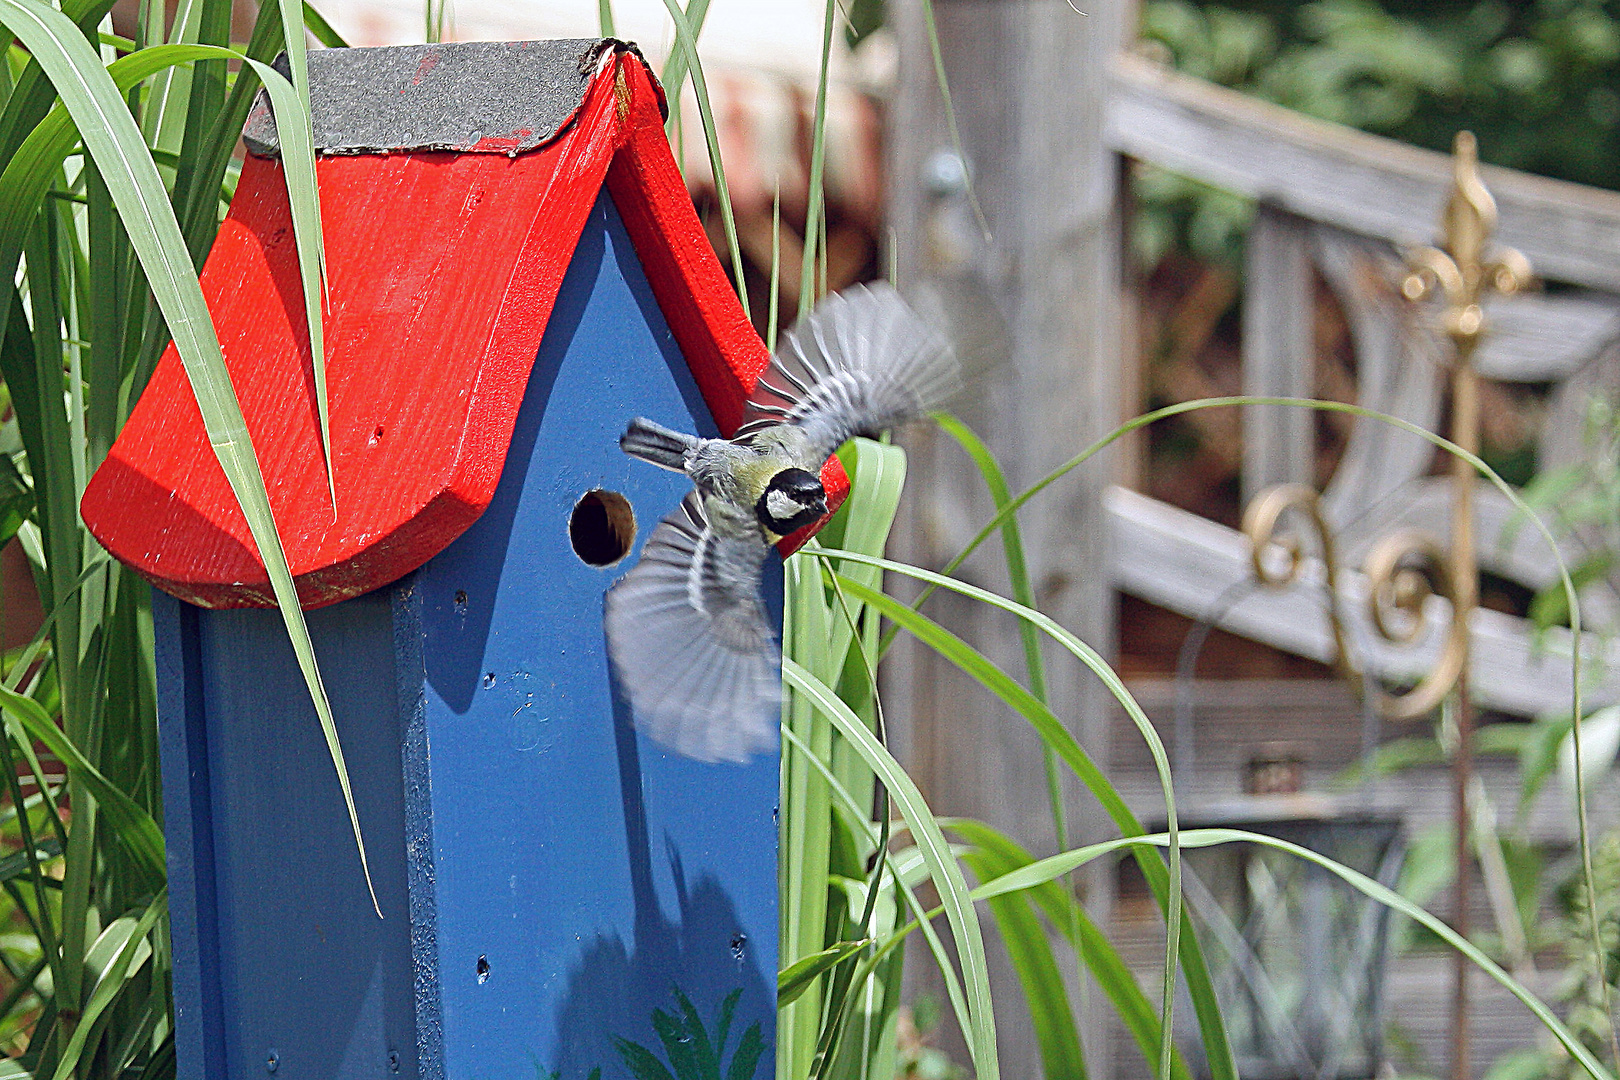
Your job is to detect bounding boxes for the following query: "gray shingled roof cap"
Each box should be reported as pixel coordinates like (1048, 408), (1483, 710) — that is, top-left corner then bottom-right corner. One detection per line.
(243, 39), (638, 158)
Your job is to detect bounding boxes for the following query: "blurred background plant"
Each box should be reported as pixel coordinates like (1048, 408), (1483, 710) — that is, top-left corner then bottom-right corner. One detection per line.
(1335, 694), (1620, 1079)
(1135, 0), (1620, 269)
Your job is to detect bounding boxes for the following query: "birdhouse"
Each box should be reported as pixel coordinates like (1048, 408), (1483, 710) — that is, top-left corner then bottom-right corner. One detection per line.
(81, 39), (843, 1080)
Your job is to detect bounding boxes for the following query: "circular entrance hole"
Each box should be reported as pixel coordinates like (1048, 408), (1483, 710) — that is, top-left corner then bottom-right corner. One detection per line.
(569, 489), (636, 567)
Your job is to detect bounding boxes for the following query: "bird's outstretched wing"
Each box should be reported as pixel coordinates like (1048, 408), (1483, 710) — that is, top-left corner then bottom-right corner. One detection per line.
(604, 492), (780, 763)
(741, 282), (960, 462)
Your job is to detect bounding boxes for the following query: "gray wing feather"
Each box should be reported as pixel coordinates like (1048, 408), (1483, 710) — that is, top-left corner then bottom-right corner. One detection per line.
(743, 282), (960, 462)
(603, 492), (780, 763)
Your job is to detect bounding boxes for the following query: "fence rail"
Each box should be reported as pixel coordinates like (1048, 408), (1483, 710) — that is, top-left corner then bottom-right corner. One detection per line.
(1107, 51), (1620, 292)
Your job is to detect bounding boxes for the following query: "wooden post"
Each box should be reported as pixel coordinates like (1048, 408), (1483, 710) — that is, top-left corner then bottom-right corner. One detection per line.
(1242, 205), (1316, 503)
(886, 1), (1131, 1075)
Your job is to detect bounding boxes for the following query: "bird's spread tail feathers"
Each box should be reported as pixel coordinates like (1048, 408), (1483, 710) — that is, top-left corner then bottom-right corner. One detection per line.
(620, 417), (698, 472)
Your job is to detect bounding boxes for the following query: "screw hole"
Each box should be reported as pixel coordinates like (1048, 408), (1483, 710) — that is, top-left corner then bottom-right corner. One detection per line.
(476, 954), (491, 983)
(569, 489), (636, 567)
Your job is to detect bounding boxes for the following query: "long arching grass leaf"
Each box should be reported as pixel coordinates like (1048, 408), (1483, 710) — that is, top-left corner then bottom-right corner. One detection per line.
(819, 563), (1196, 1080)
(0, 0), (377, 912)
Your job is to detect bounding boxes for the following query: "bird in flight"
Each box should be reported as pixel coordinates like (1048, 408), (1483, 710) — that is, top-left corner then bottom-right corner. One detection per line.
(604, 282), (959, 763)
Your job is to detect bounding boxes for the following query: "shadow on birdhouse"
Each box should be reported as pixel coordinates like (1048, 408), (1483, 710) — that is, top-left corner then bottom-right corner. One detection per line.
(81, 39), (837, 1080)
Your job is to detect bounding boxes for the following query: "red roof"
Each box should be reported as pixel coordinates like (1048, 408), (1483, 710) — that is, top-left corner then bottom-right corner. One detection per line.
(81, 45), (847, 610)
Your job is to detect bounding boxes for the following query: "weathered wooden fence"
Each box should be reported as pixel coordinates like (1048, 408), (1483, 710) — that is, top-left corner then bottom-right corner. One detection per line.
(887, 4), (1620, 1076)
(1107, 51), (1620, 716)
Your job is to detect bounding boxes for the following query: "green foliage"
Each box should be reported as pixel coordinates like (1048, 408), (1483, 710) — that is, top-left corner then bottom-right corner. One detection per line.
(1144, 0), (1620, 189)
(779, 437), (916, 1080)
(0, 0), (346, 1071)
(1482, 832), (1620, 1080)
(778, 939), (871, 1008)
(1134, 0), (1620, 264)
(1513, 396), (1620, 639)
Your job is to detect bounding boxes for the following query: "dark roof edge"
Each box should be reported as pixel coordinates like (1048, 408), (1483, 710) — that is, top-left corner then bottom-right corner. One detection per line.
(243, 38), (654, 158)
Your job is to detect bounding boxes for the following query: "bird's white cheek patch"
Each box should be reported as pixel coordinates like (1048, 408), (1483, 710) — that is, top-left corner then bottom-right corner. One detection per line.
(766, 490), (800, 520)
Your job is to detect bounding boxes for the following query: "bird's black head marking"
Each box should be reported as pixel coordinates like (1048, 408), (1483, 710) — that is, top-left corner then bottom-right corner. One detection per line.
(756, 468), (827, 535)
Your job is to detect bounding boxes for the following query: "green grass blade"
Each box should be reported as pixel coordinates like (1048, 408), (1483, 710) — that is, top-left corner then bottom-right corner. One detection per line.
(812, 574), (898, 1078)
(302, 0), (348, 47)
(0, 0), (379, 911)
(0, 681), (162, 881)
(779, 724), (977, 1070)
(949, 818), (1192, 1080)
(241, 54), (333, 511)
(268, 0), (334, 509)
(917, 0), (989, 240)
(85, 156), (127, 473)
(779, 553), (836, 1080)
(780, 939), (871, 1007)
(658, 0), (710, 98)
(961, 838), (1086, 1079)
(172, 0), (278, 260)
(168, 0), (231, 230)
(784, 658), (1000, 1080)
(139, 0), (201, 158)
(0, 44), (243, 300)
(934, 413), (1067, 849)
(819, 439), (906, 707)
(796, 0), (834, 319)
(870, 822), (1609, 1080)
(144, 0), (291, 412)
(975, 828), (1616, 1080)
(821, 562), (1204, 1080)
(275, 0), (308, 102)
(50, 889), (166, 1080)
(656, 0), (748, 320)
(0, 0), (115, 169)
(911, 394), (1604, 1061)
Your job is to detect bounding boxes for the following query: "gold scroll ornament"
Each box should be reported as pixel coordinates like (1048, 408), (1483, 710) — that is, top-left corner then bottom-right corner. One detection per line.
(1242, 132), (1532, 722)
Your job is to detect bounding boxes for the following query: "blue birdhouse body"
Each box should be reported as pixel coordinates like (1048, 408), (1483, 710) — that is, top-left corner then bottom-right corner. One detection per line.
(155, 191), (778, 1080)
(86, 41), (789, 1080)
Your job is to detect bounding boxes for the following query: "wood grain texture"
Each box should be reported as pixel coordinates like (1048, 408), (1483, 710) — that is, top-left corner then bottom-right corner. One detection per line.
(1472, 289), (1620, 382)
(154, 195), (780, 1080)
(81, 48), (844, 610)
(885, 1), (1130, 1074)
(1108, 51), (1620, 291)
(1105, 680), (1619, 1078)
(1242, 206), (1314, 502)
(1105, 484), (1620, 716)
